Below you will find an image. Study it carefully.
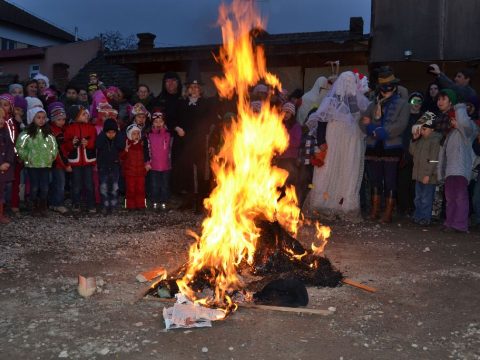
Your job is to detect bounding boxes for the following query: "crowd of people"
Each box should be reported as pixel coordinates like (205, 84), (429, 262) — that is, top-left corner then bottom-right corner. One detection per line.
(0, 64), (479, 233)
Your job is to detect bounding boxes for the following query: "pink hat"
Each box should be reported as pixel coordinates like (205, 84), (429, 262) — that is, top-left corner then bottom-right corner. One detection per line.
(131, 103), (150, 119)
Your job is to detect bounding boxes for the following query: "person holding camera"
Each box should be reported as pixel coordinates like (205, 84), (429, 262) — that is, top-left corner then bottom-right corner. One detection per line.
(63, 105), (97, 213)
(428, 64), (477, 103)
(359, 70), (410, 223)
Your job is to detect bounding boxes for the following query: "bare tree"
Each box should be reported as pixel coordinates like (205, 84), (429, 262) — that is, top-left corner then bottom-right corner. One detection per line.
(97, 31), (137, 51)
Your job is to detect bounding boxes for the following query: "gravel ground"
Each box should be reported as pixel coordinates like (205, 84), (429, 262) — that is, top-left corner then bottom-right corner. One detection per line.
(0, 209), (479, 360)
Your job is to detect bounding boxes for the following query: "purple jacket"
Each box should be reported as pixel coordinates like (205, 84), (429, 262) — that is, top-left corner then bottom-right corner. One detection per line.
(279, 123), (302, 159)
(144, 128), (171, 172)
(0, 126), (15, 183)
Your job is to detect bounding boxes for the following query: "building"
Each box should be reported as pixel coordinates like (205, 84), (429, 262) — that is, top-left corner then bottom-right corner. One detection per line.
(369, 0), (480, 92)
(106, 18), (369, 96)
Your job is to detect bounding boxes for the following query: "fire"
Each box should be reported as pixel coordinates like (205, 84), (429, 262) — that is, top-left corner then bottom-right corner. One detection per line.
(312, 223), (331, 256)
(176, 0), (327, 309)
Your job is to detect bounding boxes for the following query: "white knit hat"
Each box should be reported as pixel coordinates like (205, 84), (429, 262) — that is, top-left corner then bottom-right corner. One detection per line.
(126, 124), (141, 140)
(27, 107), (47, 124)
(33, 73), (50, 88)
(26, 96), (44, 111)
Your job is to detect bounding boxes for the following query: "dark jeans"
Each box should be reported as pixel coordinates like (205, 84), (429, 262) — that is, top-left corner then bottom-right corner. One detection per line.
(72, 166), (94, 209)
(49, 168), (65, 207)
(27, 167), (50, 201)
(149, 170), (170, 204)
(297, 164), (313, 206)
(413, 181), (436, 222)
(366, 160), (399, 197)
(397, 161), (415, 214)
(99, 166), (120, 209)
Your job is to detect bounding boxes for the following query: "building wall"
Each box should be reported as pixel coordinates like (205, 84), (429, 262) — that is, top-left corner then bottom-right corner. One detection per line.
(0, 39), (101, 84)
(0, 23), (65, 47)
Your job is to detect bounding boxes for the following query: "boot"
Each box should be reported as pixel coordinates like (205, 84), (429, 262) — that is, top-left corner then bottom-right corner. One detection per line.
(369, 188), (381, 220)
(39, 199), (48, 217)
(0, 203), (11, 224)
(381, 192), (395, 223)
(31, 200), (40, 217)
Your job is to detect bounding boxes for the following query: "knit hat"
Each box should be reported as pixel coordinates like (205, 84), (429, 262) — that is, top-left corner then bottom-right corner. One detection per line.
(416, 111), (437, 129)
(14, 96), (27, 112)
(8, 83), (23, 95)
(282, 102), (296, 116)
(131, 103), (150, 119)
(253, 84), (268, 95)
(68, 105), (85, 122)
(103, 118), (118, 133)
(439, 89), (457, 105)
(0, 93), (15, 115)
(33, 73), (50, 88)
(27, 107), (46, 124)
(48, 102), (66, 122)
(126, 124), (141, 140)
(26, 96), (44, 110)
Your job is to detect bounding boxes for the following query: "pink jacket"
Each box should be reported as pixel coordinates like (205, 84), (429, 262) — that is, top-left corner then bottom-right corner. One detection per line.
(145, 128), (171, 171)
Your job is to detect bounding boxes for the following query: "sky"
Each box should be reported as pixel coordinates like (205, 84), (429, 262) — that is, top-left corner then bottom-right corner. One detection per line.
(8, 0), (371, 47)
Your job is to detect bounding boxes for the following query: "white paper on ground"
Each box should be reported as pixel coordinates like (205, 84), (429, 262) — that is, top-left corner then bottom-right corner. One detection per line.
(163, 293), (226, 330)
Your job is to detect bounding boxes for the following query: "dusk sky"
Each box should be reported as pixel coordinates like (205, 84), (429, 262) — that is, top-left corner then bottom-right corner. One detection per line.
(8, 0), (371, 47)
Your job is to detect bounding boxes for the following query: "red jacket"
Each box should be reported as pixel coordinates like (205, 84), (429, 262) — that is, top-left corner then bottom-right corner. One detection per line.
(62, 122), (97, 167)
(121, 140), (145, 177)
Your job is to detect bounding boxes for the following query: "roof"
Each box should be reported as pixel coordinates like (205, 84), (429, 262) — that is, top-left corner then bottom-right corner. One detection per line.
(106, 29), (369, 65)
(370, 0), (480, 62)
(0, 47), (45, 60)
(0, 0), (75, 43)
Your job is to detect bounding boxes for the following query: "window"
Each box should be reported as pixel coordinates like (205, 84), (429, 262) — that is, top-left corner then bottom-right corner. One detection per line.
(1, 38), (15, 50)
(29, 64), (40, 78)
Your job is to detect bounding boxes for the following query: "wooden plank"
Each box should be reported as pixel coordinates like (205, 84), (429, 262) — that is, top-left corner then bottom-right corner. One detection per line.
(342, 278), (377, 293)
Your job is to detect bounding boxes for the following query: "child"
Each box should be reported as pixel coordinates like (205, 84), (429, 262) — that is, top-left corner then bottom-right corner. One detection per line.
(63, 105), (97, 213)
(438, 100), (477, 233)
(48, 102), (70, 214)
(96, 118), (124, 214)
(144, 111), (172, 211)
(409, 112), (442, 225)
(16, 108), (57, 216)
(0, 108), (15, 223)
(14, 96), (28, 130)
(121, 124), (146, 210)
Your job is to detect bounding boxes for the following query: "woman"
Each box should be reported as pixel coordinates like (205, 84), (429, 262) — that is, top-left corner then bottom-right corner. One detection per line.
(422, 82), (440, 113)
(303, 71), (370, 221)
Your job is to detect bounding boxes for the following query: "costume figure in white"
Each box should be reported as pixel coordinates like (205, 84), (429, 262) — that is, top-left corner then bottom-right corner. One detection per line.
(296, 76), (330, 125)
(303, 71), (370, 221)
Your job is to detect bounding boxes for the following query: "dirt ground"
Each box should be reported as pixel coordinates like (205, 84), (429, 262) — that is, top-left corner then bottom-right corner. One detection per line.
(0, 209), (479, 360)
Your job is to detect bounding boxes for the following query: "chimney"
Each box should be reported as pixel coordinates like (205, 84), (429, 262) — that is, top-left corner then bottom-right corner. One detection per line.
(137, 33), (156, 50)
(349, 17), (364, 36)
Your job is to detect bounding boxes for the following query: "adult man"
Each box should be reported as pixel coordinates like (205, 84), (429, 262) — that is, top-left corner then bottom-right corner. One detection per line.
(61, 86), (79, 116)
(429, 64), (477, 103)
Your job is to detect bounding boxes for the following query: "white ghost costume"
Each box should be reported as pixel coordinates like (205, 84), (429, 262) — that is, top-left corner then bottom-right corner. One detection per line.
(296, 76), (329, 125)
(303, 71), (370, 221)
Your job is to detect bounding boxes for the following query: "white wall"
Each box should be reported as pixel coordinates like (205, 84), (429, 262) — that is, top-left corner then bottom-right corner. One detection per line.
(0, 23), (65, 47)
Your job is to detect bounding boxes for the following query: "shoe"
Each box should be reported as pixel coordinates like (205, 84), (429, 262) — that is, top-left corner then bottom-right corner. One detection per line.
(381, 191), (395, 223)
(101, 208), (108, 216)
(0, 203), (11, 224)
(153, 203), (159, 211)
(441, 226), (456, 233)
(54, 206), (69, 214)
(160, 203), (167, 212)
(418, 219), (430, 226)
(72, 204), (81, 213)
(369, 188), (381, 220)
(88, 208), (97, 214)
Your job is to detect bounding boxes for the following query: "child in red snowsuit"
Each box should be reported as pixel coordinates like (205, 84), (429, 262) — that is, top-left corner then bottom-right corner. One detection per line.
(121, 124), (146, 209)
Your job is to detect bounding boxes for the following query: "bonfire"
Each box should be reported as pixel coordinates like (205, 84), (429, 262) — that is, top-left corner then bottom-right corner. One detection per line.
(148, 0), (342, 313)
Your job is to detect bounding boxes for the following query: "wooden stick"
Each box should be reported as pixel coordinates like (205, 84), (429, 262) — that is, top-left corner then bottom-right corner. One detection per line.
(342, 278), (377, 293)
(141, 297), (332, 316)
(239, 303), (332, 316)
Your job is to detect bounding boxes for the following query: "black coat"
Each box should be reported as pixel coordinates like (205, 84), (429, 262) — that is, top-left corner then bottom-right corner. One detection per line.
(0, 127), (15, 182)
(96, 132), (124, 169)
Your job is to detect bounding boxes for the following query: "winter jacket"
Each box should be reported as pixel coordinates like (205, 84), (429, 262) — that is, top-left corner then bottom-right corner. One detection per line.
(0, 126), (15, 182)
(360, 94), (410, 153)
(144, 128), (171, 171)
(50, 123), (68, 169)
(62, 122), (97, 167)
(121, 140), (145, 177)
(279, 123), (302, 159)
(96, 132), (124, 169)
(438, 103), (478, 181)
(409, 132), (442, 184)
(15, 129), (57, 168)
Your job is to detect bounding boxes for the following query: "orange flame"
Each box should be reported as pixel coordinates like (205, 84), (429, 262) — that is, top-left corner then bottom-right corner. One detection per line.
(176, 0), (323, 308)
(311, 223), (331, 256)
